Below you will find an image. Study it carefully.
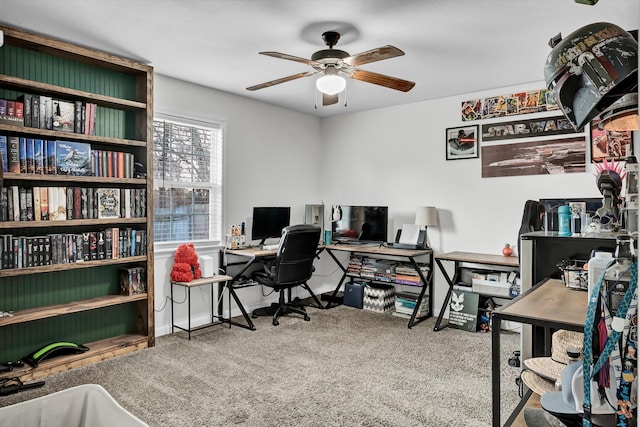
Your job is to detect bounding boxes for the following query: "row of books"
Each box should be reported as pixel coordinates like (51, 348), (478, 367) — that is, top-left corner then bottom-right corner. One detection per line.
(0, 136), (136, 178)
(0, 186), (147, 222)
(120, 267), (147, 295)
(0, 95), (97, 135)
(0, 228), (147, 270)
(393, 292), (429, 319)
(347, 255), (429, 286)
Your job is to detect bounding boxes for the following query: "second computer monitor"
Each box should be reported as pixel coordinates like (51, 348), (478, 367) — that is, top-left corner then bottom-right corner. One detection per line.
(251, 207), (291, 245)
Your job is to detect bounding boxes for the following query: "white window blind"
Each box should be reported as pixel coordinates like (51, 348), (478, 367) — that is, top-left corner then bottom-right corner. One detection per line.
(152, 117), (223, 243)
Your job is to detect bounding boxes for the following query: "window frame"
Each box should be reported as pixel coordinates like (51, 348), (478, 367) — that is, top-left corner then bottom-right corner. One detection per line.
(151, 112), (225, 251)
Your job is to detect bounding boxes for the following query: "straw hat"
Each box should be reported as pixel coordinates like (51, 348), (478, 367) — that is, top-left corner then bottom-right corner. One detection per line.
(520, 369), (556, 396)
(523, 330), (583, 382)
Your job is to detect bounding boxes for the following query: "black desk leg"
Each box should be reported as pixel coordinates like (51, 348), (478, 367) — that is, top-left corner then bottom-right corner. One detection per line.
(170, 282), (174, 335)
(227, 286), (257, 331)
(187, 287), (192, 340)
(433, 259), (459, 332)
(492, 315), (502, 427)
(325, 274), (348, 309)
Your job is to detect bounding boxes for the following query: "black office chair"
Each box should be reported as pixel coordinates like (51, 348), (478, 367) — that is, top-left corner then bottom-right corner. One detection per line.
(251, 224), (322, 326)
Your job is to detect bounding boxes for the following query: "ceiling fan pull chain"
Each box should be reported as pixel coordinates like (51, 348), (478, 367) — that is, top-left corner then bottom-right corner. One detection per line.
(344, 86), (348, 107)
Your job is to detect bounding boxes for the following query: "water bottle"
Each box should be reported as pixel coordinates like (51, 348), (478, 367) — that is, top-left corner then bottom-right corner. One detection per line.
(557, 205), (571, 236)
(588, 250), (614, 299)
(603, 235), (633, 318)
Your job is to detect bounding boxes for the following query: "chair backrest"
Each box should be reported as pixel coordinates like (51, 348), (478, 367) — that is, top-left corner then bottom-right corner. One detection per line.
(272, 224), (321, 287)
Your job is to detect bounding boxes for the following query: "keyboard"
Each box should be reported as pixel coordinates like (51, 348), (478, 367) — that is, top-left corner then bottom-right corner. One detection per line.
(262, 244), (279, 251)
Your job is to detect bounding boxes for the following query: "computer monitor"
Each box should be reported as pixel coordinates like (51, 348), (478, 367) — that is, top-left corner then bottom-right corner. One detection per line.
(332, 205), (388, 243)
(251, 207), (291, 245)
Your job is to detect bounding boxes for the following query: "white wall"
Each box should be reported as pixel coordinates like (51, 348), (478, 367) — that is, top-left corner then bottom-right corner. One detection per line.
(319, 81), (638, 319)
(152, 75), (638, 337)
(153, 74), (324, 335)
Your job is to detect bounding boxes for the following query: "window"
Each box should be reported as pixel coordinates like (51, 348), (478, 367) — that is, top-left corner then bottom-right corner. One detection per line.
(152, 116), (223, 243)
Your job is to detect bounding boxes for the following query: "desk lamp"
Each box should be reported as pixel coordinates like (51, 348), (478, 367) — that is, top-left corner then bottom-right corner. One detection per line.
(415, 206), (438, 248)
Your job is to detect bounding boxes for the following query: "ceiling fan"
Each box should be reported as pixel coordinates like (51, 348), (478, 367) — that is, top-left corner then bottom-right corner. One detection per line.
(246, 31), (416, 106)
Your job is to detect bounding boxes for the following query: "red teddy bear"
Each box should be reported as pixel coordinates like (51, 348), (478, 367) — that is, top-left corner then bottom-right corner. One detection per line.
(170, 243), (202, 282)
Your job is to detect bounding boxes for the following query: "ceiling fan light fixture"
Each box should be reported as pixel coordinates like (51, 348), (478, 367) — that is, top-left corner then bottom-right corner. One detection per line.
(316, 67), (346, 95)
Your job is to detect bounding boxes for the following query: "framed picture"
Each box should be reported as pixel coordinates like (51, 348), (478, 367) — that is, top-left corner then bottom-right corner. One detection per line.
(446, 125), (479, 160)
(590, 118), (634, 162)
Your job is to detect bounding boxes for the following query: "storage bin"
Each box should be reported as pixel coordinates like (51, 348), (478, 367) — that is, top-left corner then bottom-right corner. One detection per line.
(0, 384), (147, 427)
(344, 282), (365, 309)
(471, 279), (511, 297)
(363, 283), (395, 312)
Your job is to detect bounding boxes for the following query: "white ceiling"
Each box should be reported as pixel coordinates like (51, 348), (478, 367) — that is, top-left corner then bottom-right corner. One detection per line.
(1, 0), (638, 117)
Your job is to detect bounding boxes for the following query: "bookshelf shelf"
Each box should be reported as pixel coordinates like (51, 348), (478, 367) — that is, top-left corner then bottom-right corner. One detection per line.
(5, 334), (149, 382)
(0, 255), (147, 277)
(0, 24), (154, 381)
(0, 293), (148, 326)
(0, 74), (147, 111)
(0, 217), (147, 230)
(0, 124), (147, 147)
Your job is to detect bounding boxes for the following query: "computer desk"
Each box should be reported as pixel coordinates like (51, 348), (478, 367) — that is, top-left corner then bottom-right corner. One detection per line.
(323, 243), (434, 328)
(220, 245), (325, 330)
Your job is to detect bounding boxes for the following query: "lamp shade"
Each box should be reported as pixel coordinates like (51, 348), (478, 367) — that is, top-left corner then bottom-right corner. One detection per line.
(316, 67), (346, 95)
(415, 206), (438, 227)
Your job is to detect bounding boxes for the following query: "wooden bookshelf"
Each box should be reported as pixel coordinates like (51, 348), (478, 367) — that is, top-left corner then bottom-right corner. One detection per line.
(0, 25), (154, 381)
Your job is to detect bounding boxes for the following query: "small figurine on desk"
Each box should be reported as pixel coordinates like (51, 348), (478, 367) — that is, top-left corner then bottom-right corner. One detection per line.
(502, 243), (513, 257)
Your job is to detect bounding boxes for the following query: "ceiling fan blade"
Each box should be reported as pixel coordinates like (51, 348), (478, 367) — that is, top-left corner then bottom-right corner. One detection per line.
(259, 51), (318, 66)
(346, 69), (415, 92)
(342, 45), (405, 67)
(323, 93), (339, 106)
(246, 71), (318, 91)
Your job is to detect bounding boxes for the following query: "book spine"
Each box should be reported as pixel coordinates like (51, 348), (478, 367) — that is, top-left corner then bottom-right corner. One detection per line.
(25, 188), (34, 221)
(19, 187), (27, 221)
(31, 96), (40, 129)
(40, 187), (49, 220)
(66, 187), (74, 220)
(74, 101), (82, 134)
(32, 187), (41, 221)
(47, 186), (57, 220)
(34, 139), (44, 174)
(57, 187), (66, 220)
(0, 135), (7, 172)
(18, 137), (27, 173)
(0, 188), (8, 222)
(26, 138), (35, 174)
(7, 136), (20, 173)
(19, 94), (32, 127)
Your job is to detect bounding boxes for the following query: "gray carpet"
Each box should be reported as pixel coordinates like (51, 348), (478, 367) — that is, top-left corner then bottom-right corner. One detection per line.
(0, 306), (521, 426)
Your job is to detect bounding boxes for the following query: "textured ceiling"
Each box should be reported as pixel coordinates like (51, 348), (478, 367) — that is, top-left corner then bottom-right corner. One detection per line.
(1, 0), (637, 117)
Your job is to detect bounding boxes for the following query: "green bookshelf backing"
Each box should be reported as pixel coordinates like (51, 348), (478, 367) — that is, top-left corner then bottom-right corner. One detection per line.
(1, 305), (141, 362)
(0, 44), (137, 140)
(1, 265), (125, 310)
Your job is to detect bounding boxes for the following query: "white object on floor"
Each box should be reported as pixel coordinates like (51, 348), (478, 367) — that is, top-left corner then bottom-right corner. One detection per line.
(0, 384), (147, 427)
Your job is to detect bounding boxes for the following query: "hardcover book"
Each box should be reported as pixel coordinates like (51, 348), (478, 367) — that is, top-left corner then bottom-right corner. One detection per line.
(25, 138), (35, 174)
(52, 100), (75, 132)
(47, 187), (57, 220)
(39, 187), (49, 220)
(32, 187), (40, 221)
(55, 140), (91, 176)
(34, 139), (44, 174)
(0, 135), (7, 172)
(17, 94), (32, 127)
(7, 136), (20, 173)
(46, 140), (56, 174)
(31, 96), (40, 129)
(19, 137), (27, 173)
(96, 188), (121, 219)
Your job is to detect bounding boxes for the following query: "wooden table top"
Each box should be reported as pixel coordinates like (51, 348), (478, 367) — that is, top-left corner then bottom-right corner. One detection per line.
(171, 275), (233, 287)
(494, 279), (587, 328)
(324, 243), (431, 257)
(435, 251), (519, 268)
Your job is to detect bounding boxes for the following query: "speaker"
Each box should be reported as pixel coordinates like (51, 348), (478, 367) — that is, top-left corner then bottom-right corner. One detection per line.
(199, 255), (214, 278)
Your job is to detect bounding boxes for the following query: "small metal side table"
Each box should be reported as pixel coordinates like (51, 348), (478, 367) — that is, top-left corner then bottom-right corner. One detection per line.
(171, 275), (232, 340)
